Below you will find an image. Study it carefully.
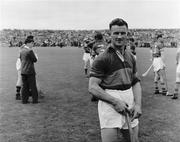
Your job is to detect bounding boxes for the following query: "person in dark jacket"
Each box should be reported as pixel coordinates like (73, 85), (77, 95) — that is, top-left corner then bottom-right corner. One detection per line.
(20, 35), (38, 104)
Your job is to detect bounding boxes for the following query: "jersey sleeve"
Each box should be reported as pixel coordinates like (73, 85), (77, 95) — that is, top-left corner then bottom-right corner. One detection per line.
(131, 54), (140, 86)
(90, 56), (106, 79)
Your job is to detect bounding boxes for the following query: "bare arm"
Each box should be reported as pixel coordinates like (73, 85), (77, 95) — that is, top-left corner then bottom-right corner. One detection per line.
(131, 82), (142, 120)
(132, 82), (142, 107)
(89, 77), (129, 114)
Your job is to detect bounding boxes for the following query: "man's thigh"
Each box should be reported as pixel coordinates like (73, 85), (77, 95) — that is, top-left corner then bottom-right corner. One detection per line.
(121, 125), (139, 142)
(101, 128), (119, 142)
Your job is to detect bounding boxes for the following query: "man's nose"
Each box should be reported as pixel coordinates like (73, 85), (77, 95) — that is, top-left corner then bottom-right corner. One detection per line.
(117, 34), (122, 38)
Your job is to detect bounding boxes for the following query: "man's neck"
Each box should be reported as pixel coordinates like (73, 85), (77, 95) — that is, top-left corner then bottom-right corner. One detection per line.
(112, 44), (125, 55)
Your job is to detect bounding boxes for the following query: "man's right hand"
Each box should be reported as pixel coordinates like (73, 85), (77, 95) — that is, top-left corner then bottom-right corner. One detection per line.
(113, 100), (129, 115)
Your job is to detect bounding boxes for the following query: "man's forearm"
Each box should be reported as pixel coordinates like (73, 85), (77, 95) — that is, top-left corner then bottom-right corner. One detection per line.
(132, 82), (142, 107)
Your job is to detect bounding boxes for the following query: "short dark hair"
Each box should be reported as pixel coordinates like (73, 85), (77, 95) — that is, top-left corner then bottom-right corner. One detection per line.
(24, 35), (34, 44)
(129, 37), (135, 42)
(94, 32), (103, 40)
(109, 18), (128, 29)
(156, 34), (163, 39)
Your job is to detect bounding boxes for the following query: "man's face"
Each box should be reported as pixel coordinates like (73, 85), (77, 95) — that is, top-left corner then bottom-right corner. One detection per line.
(29, 42), (34, 48)
(110, 25), (128, 48)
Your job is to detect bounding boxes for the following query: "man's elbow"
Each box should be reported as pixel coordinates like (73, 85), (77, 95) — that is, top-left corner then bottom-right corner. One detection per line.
(88, 84), (94, 94)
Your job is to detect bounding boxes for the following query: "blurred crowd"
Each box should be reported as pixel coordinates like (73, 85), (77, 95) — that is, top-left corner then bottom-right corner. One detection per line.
(0, 29), (179, 48)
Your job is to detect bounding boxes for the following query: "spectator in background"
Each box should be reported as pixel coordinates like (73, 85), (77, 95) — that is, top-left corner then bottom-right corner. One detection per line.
(172, 43), (180, 99)
(150, 34), (167, 95)
(20, 35), (39, 104)
(91, 32), (107, 58)
(129, 37), (137, 60)
(15, 44), (25, 100)
(82, 37), (93, 77)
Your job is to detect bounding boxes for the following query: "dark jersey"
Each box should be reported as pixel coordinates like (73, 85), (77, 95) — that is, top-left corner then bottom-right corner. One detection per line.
(151, 42), (163, 57)
(83, 41), (94, 53)
(90, 46), (140, 90)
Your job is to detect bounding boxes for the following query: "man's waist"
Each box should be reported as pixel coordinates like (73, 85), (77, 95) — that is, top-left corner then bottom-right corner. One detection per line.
(100, 84), (132, 91)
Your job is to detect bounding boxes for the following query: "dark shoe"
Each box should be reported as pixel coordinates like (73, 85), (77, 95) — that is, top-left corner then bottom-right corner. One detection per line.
(162, 90), (167, 96)
(154, 90), (159, 94)
(22, 101), (30, 104)
(171, 94), (178, 99)
(16, 94), (21, 100)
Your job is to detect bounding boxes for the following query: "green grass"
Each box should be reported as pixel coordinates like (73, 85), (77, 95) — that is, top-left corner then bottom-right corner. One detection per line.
(0, 47), (180, 142)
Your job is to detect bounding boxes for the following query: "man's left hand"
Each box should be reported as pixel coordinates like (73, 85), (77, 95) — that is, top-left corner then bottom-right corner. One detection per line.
(129, 104), (142, 121)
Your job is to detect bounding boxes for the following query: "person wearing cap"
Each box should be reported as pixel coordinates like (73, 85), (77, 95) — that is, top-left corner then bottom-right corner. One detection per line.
(20, 35), (39, 104)
(150, 34), (167, 95)
(89, 18), (142, 142)
(15, 43), (44, 101)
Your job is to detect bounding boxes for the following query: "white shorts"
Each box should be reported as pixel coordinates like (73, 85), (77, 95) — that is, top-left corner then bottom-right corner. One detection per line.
(176, 64), (180, 82)
(82, 53), (91, 62)
(152, 57), (165, 72)
(16, 70), (22, 86)
(98, 88), (139, 130)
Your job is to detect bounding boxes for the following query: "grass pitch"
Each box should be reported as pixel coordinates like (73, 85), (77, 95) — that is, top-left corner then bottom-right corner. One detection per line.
(0, 47), (179, 142)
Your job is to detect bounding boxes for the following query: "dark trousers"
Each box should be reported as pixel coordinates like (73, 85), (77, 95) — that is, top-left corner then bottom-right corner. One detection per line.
(21, 74), (38, 103)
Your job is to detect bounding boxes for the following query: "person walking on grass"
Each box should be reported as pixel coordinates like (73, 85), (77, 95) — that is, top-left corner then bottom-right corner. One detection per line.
(150, 34), (167, 95)
(172, 43), (180, 99)
(15, 44), (25, 100)
(82, 37), (93, 77)
(16, 43), (44, 101)
(89, 18), (142, 142)
(20, 35), (39, 104)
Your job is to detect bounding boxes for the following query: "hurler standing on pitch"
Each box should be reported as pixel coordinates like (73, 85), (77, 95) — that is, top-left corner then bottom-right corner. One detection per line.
(172, 43), (180, 99)
(150, 34), (167, 95)
(82, 37), (93, 77)
(89, 18), (142, 142)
